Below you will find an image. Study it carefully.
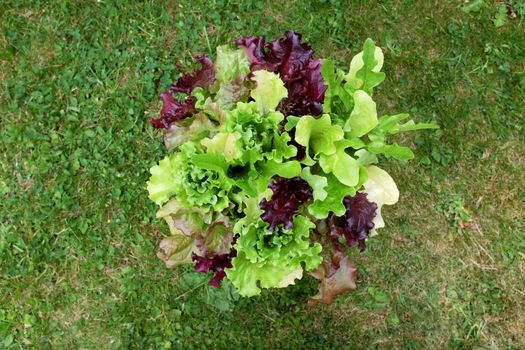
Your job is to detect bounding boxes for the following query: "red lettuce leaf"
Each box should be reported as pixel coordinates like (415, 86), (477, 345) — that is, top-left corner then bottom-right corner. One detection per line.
(171, 55), (215, 94)
(193, 221), (236, 288)
(235, 35), (273, 71)
(192, 239), (237, 288)
(151, 93), (197, 129)
(308, 250), (357, 305)
(152, 55), (215, 129)
(195, 219), (233, 257)
(259, 176), (313, 231)
(329, 193), (377, 252)
(236, 31), (327, 116)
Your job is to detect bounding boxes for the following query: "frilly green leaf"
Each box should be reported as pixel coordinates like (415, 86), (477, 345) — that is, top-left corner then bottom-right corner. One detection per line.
(214, 45), (250, 84)
(308, 173), (357, 219)
(227, 216), (322, 297)
(251, 70), (288, 115)
(299, 167), (328, 201)
(147, 154), (179, 206)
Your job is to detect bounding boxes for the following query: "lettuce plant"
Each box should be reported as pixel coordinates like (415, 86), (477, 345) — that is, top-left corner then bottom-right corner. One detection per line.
(146, 32), (438, 305)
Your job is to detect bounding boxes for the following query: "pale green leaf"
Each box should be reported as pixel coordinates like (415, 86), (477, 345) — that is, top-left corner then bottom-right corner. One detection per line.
(345, 90), (378, 137)
(251, 70), (288, 115)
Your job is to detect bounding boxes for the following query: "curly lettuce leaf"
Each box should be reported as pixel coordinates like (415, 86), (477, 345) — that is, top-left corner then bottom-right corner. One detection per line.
(259, 176), (313, 231)
(152, 55), (215, 129)
(227, 215), (322, 297)
(192, 247), (236, 288)
(251, 70), (288, 115)
(308, 173), (357, 219)
(222, 102), (295, 168)
(294, 114), (344, 165)
(172, 55), (216, 94)
(328, 192), (378, 252)
(151, 93), (197, 129)
(147, 154), (179, 205)
(237, 31), (326, 116)
(173, 143), (234, 212)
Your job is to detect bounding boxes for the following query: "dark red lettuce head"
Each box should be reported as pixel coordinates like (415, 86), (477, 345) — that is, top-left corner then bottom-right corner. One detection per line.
(329, 193), (377, 252)
(236, 31), (327, 116)
(152, 55), (216, 129)
(259, 176), (313, 231)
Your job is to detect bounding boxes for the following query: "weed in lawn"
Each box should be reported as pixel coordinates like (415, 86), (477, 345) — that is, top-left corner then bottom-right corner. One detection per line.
(439, 194), (472, 238)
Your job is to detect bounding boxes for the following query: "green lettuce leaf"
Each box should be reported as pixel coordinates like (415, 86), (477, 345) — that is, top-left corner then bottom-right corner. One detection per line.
(367, 142), (415, 161)
(227, 215), (322, 297)
(295, 114), (344, 165)
(214, 45), (250, 84)
(147, 154), (179, 206)
(344, 90), (378, 138)
(200, 132), (243, 162)
(319, 140), (360, 187)
(369, 113), (439, 142)
(345, 38), (385, 92)
(276, 268), (303, 288)
(251, 70), (288, 115)
(222, 102), (294, 168)
(172, 142), (234, 212)
(299, 167), (328, 201)
(308, 173), (357, 219)
(321, 59), (353, 114)
(355, 149), (378, 166)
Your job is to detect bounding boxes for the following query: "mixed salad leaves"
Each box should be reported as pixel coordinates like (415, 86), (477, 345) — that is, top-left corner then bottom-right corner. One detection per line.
(147, 31), (438, 304)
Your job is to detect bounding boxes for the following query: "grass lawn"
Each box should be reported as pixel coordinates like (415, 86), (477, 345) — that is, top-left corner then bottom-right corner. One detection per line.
(1, 0), (524, 348)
